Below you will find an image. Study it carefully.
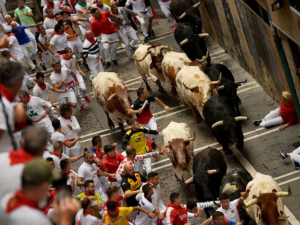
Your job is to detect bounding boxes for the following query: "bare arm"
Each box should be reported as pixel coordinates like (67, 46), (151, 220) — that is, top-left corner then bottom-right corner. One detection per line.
(127, 108), (142, 115)
(76, 177), (84, 186)
(154, 97), (170, 111)
(27, 24), (37, 28)
(123, 190), (142, 198)
(68, 153), (83, 163)
(63, 136), (80, 148)
(70, 71), (79, 84)
(92, 202), (102, 211)
(52, 81), (65, 89)
(48, 44), (59, 57)
(51, 87), (68, 94)
(9, 52), (17, 61)
(133, 206), (156, 219)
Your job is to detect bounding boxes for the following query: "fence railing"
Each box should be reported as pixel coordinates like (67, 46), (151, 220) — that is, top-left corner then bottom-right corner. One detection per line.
(289, 0), (300, 15)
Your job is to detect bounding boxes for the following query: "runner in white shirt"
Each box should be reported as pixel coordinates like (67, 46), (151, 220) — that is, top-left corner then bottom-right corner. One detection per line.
(92, 0), (110, 12)
(58, 102), (82, 167)
(43, 0), (65, 18)
(16, 72), (36, 102)
(60, 158), (82, 195)
(49, 61), (78, 107)
(77, 150), (116, 202)
(43, 7), (58, 29)
(125, 0), (149, 42)
(185, 199), (215, 225)
(157, 0), (176, 26)
(75, 0), (92, 39)
(61, 47), (91, 110)
(80, 198), (101, 225)
(0, 126), (48, 198)
(6, 34), (24, 62)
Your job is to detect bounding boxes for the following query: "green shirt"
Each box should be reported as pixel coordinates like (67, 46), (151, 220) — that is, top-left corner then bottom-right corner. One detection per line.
(77, 192), (102, 219)
(14, 6), (35, 25)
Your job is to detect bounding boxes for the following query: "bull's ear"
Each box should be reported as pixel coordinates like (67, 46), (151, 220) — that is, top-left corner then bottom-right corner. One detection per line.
(272, 189), (278, 193)
(253, 195), (258, 199)
(150, 61), (155, 69)
(190, 87), (199, 93)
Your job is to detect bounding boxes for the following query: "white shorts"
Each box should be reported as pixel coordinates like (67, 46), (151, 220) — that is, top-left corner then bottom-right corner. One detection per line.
(35, 116), (54, 135)
(147, 6), (153, 17)
(57, 90), (77, 105)
(67, 38), (83, 53)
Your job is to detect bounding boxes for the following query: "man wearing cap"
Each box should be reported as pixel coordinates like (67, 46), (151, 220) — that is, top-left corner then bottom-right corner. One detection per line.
(0, 126), (48, 199)
(0, 158), (61, 225)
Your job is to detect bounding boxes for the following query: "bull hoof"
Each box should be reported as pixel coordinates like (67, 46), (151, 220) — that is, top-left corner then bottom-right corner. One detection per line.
(108, 122), (115, 130)
(159, 88), (167, 95)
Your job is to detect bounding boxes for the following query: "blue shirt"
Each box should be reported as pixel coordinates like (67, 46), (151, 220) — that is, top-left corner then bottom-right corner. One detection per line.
(211, 220), (236, 225)
(10, 25), (30, 45)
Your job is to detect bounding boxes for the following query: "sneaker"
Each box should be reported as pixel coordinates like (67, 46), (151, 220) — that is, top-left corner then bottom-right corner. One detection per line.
(120, 43), (125, 49)
(151, 142), (157, 150)
(279, 149), (288, 159)
(31, 68), (35, 73)
(104, 62), (111, 69)
(32, 59), (37, 65)
(130, 45), (136, 51)
(253, 120), (262, 126)
(40, 62), (47, 71)
(84, 96), (91, 103)
(80, 104), (85, 110)
(144, 37), (149, 43)
(112, 60), (118, 66)
(151, 30), (155, 37)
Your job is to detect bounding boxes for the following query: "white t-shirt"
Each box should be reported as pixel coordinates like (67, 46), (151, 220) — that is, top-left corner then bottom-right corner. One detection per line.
(32, 82), (53, 100)
(216, 199), (240, 223)
(38, 29), (54, 45)
(50, 152), (68, 171)
(67, 170), (81, 196)
(0, 193), (52, 225)
(75, 2), (91, 19)
(78, 162), (100, 191)
(43, 17), (57, 30)
(43, 1), (61, 15)
(51, 131), (67, 153)
(0, 96), (15, 153)
(43, 150), (52, 159)
(25, 96), (52, 121)
(50, 67), (75, 100)
(61, 55), (78, 73)
(125, 0), (147, 13)
(8, 35), (24, 60)
(58, 116), (81, 140)
(80, 214), (100, 225)
(49, 33), (68, 52)
(135, 193), (156, 225)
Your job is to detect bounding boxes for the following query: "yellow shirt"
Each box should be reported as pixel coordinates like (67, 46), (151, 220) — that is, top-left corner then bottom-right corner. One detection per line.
(77, 192), (102, 219)
(104, 207), (133, 225)
(103, 0), (111, 6)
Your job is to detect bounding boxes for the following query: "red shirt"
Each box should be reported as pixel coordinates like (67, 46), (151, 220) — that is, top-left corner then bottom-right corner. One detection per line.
(102, 153), (125, 182)
(90, 12), (117, 37)
(164, 202), (188, 225)
(103, 195), (124, 211)
(280, 100), (298, 125)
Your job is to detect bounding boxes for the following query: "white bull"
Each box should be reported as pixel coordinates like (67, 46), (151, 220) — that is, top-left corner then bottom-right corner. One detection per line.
(92, 72), (141, 134)
(133, 44), (173, 94)
(161, 121), (195, 181)
(176, 65), (221, 122)
(243, 173), (292, 225)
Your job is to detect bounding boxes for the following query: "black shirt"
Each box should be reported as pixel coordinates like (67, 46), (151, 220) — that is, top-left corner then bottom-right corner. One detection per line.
(131, 97), (155, 124)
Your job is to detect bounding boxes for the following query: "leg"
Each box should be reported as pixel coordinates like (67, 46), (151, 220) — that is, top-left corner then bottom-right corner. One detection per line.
(66, 90), (78, 108)
(143, 157), (152, 175)
(155, 79), (167, 94)
(119, 29), (131, 57)
(72, 141), (83, 168)
(146, 6), (154, 34)
(264, 108), (280, 121)
(105, 111), (115, 130)
(171, 84), (177, 97)
(136, 14), (149, 38)
(161, 4), (177, 25)
(188, 103), (201, 123)
(146, 117), (163, 142)
(118, 122), (125, 135)
(109, 33), (119, 61)
(127, 26), (139, 48)
(101, 33), (111, 63)
(20, 44), (35, 69)
(26, 42), (37, 61)
(261, 116), (284, 128)
(73, 85), (83, 108)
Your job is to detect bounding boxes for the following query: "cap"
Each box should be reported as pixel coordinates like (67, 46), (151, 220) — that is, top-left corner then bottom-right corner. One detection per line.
(22, 158), (61, 186)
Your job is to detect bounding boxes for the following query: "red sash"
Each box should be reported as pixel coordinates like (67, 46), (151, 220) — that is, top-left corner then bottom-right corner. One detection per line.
(6, 191), (42, 213)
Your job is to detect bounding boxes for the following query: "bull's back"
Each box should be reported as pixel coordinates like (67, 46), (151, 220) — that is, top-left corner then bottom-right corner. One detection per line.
(193, 147), (227, 171)
(205, 64), (234, 82)
(162, 121), (191, 144)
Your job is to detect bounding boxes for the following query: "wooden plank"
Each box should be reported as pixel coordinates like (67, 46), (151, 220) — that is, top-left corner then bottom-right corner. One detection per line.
(256, 0), (266, 10)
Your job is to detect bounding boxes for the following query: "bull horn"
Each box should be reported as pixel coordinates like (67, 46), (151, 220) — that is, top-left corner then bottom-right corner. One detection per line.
(180, 38), (189, 46)
(240, 192), (245, 196)
(218, 85), (225, 90)
(211, 121), (224, 129)
(162, 144), (171, 148)
(207, 169), (219, 175)
(193, 1), (201, 8)
(278, 216), (288, 221)
(275, 186), (292, 197)
(199, 33), (209, 38)
(107, 93), (117, 102)
(102, 94), (108, 102)
(234, 116), (249, 122)
(184, 131), (196, 142)
(211, 73), (222, 85)
(127, 80), (143, 92)
(177, 12), (186, 20)
(183, 82), (198, 90)
(243, 199), (258, 208)
(185, 176), (194, 184)
(161, 45), (174, 51)
(235, 78), (248, 85)
(131, 51), (150, 62)
(198, 51), (209, 63)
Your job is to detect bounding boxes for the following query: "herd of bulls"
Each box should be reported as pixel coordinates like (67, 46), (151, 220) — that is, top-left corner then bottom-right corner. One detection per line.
(91, 1), (293, 224)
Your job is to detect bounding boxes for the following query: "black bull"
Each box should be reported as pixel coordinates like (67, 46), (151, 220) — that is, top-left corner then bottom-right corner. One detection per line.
(220, 170), (253, 225)
(186, 147), (227, 218)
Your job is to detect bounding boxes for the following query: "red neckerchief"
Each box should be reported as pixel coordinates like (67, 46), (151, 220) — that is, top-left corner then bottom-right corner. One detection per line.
(25, 96), (31, 104)
(87, 37), (96, 45)
(96, 4), (103, 8)
(37, 82), (46, 91)
(52, 151), (62, 159)
(62, 116), (72, 122)
(45, 205), (52, 215)
(84, 190), (92, 196)
(8, 33), (15, 37)
(83, 210), (95, 216)
(47, 15), (55, 19)
(61, 170), (71, 174)
(0, 84), (14, 102)
(49, 189), (57, 204)
(6, 190), (42, 213)
(46, 2), (55, 9)
(53, 31), (63, 35)
(107, 207), (120, 218)
(166, 202), (185, 210)
(62, 54), (72, 60)
(146, 181), (156, 189)
(8, 148), (34, 166)
(213, 217), (228, 225)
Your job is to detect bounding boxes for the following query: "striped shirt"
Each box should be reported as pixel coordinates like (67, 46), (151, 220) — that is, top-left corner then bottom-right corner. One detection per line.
(83, 38), (100, 59)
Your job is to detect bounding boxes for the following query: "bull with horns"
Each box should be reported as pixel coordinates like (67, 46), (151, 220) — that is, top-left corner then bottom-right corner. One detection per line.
(132, 44), (173, 94)
(92, 72), (142, 135)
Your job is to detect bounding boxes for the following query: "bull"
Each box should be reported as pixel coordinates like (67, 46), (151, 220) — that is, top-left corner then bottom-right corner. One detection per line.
(176, 65), (221, 123)
(160, 121), (196, 181)
(205, 64), (247, 115)
(203, 95), (248, 155)
(220, 170), (253, 225)
(132, 44), (173, 94)
(92, 72), (142, 134)
(174, 22), (211, 66)
(243, 173), (292, 225)
(162, 51), (207, 97)
(185, 147), (227, 218)
(170, 0), (202, 31)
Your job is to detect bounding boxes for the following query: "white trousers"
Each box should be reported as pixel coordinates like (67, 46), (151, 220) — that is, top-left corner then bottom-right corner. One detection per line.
(66, 141), (82, 168)
(146, 6), (153, 17)
(67, 38), (83, 53)
(95, 36), (106, 62)
(79, 22), (91, 40)
(136, 13), (149, 37)
(140, 116), (163, 142)
(25, 29), (38, 52)
(57, 90), (77, 105)
(41, 50), (57, 66)
(101, 32), (118, 62)
(98, 176), (110, 194)
(118, 26), (139, 57)
(290, 146), (300, 168)
(160, 4), (177, 25)
(138, 157), (152, 175)
(260, 108), (284, 128)
(20, 42), (36, 69)
(35, 116), (54, 135)
(86, 57), (104, 81)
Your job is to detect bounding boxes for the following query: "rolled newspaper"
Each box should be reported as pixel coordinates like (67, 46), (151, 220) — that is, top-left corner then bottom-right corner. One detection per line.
(141, 100), (148, 110)
(90, 170), (97, 180)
